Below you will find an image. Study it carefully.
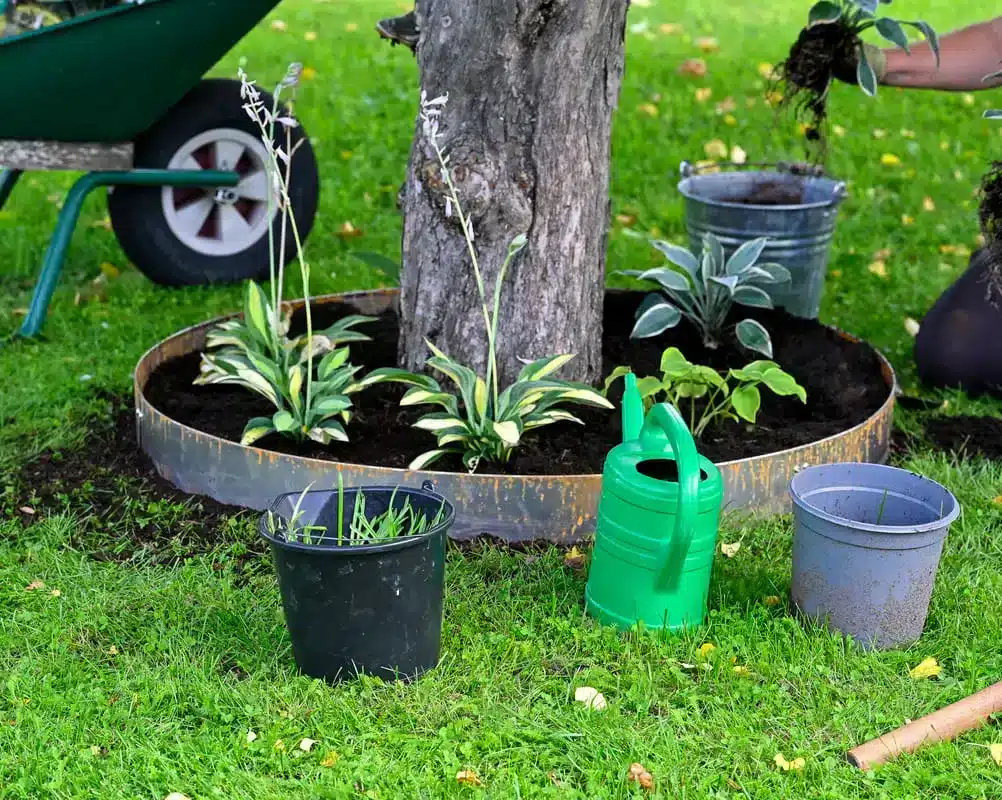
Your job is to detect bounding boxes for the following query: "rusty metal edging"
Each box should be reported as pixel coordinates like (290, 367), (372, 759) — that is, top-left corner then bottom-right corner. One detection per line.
(134, 290), (896, 543)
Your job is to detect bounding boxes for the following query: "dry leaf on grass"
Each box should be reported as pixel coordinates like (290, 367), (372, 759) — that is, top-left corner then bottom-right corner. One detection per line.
(107, 646), (119, 656)
(19, 506), (35, 516)
(678, 58), (708, 78)
(50, 589), (61, 597)
(25, 581), (45, 591)
(923, 197), (936, 212)
(697, 642), (716, 657)
(321, 750), (340, 768)
(774, 753), (805, 771)
(902, 214), (914, 225)
(696, 37), (719, 53)
(909, 657), (941, 680)
(273, 739), (286, 751)
(165, 794), (191, 800)
(246, 730), (257, 744)
(456, 769), (483, 786)
(563, 546), (586, 571)
(627, 762), (655, 790)
(904, 318), (921, 337)
(730, 146), (747, 164)
(880, 153), (901, 166)
(100, 262), (120, 279)
(694, 87), (712, 103)
(637, 103), (659, 117)
(763, 595), (781, 606)
(336, 221), (363, 239)
(574, 686), (608, 710)
(868, 260), (888, 278)
(298, 737), (316, 752)
(270, 19), (287, 31)
(720, 541), (741, 558)
(616, 213), (637, 226)
(660, 23), (683, 35)
(716, 96), (736, 113)
(992, 496), (1002, 506)
(704, 139), (727, 159)
(990, 743), (1002, 766)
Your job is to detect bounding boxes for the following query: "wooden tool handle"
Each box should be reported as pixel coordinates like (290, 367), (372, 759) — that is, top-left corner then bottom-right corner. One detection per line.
(848, 681), (1002, 770)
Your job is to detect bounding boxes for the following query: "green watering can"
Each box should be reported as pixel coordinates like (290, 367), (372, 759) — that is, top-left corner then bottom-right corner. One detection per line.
(585, 374), (724, 631)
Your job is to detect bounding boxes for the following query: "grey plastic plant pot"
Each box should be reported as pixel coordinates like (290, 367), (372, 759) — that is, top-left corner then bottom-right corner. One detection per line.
(259, 483), (454, 683)
(789, 463), (960, 650)
(678, 161), (846, 320)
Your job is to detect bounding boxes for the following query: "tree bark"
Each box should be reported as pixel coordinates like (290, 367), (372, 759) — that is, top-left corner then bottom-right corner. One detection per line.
(398, 0), (629, 385)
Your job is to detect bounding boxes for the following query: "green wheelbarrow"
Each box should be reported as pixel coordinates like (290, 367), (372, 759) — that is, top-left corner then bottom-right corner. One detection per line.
(0, 0), (319, 338)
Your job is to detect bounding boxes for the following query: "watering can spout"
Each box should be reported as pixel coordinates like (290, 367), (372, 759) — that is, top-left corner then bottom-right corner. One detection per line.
(622, 373), (644, 443)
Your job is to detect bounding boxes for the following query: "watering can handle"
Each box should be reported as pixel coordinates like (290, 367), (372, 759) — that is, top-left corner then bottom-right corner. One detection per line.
(639, 403), (701, 591)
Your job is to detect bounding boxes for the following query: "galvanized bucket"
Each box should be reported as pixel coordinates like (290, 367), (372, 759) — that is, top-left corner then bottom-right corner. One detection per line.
(678, 161), (847, 319)
(789, 463), (960, 650)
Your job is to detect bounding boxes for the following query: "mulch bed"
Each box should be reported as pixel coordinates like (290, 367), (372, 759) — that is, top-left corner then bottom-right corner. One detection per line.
(143, 291), (891, 474)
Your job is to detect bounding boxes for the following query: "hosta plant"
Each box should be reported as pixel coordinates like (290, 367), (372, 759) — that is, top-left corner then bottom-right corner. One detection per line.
(779, 0), (939, 139)
(363, 93), (613, 472)
(604, 347), (807, 439)
(621, 233), (790, 358)
(194, 64), (374, 446)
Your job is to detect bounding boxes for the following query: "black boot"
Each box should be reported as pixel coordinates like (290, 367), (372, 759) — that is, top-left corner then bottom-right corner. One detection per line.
(376, 10), (419, 52)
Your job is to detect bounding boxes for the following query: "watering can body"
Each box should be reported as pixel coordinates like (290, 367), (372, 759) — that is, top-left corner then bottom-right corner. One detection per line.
(585, 378), (724, 632)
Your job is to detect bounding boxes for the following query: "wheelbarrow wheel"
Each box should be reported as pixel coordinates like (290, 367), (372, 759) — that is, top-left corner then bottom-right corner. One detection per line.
(108, 78), (319, 287)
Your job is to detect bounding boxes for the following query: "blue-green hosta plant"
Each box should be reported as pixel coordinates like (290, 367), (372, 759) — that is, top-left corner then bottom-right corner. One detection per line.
(361, 92), (613, 472)
(604, 348), (807, 439)
(194, 64), (375, 446)
(621, 233), (791, 358)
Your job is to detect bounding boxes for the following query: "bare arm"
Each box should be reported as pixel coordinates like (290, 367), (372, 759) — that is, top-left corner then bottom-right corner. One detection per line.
(881, 17), (1002, 91)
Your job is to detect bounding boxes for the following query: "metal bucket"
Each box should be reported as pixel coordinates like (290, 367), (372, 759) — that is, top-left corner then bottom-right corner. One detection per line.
(678, 161), (847, 319)
(789, 463), (960, 650)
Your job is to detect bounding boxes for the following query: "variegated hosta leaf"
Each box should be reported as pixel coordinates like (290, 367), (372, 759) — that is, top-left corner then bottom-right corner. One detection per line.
(400, 387), (458, 412)
(516, 353), (576, 382)
(307, 419), (349, 444)
(492, 420), (521, 446)
(357, 367), (438, 391)
(724, 237), (769, 276)
(318, 346), (351, 379)
(241, 417), (276, 446)
(408, 449), (451, 470)
(522, 409), (584, 431)
(413, 413), (468, 433)
(243, 281), (274, 346)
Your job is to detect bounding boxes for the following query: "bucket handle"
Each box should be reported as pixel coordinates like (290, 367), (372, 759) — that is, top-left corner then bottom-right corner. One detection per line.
(679, 159), (830, 178)
(638, 403), (702, 591)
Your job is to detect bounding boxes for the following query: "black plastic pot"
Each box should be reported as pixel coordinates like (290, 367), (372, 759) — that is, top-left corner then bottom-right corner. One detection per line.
(259, 482), (454, 683)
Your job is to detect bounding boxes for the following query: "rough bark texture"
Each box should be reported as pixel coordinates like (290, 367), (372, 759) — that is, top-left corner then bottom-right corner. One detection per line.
(398, 0), (629, 384)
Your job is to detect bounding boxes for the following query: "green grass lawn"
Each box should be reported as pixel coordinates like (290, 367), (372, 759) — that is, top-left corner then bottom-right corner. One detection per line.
(2, 0), (1002, 797)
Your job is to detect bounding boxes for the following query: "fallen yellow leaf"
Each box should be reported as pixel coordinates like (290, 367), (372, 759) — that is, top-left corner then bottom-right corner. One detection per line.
(335, 221), (363, 239)
(107, 645), (119, 655)
(992, 496), (1002, 506)
(724, 114), (738, 126)
(716, 96), (736, 113)
(757, 62), (774, 79)
(273, 738), (286, 751)
(694, 87), (712, 103)
(637, 102), (659, 117)
(904, 318), (921, 337)
(721, 541), (741, 558)
(321, 750), (339, 767)
(627, 762), (655, 791)
(564, 546), (586, 571)
(696, 36), (719, 53)
(774, 752), (806, 771)
(868, 260), (888, 278)
(616, 213), (637, 226)
(909, 657), (942, 680)
(764, 595), (781, 606)
(963, 93), (976, 106)
(872, 129), (887, 139)
(698, 642), (716, 657)
(574, 686), (608, 710)
(344, 22), (358, 32)
(902, 214), (914, 226)
(659, 22), (683, 35)
(298, 737), (316, 752)
(704, 139), (727, 159)
(456, 769), (483, 786)
(990, 743), (1002, 766)
(923, 196), (936, 212)
(301, 66), (317, 81)
(833, 125), (846, 137)
(901, 129), (916, 138)
(270, 19), (287, 31)
(678, 58), (708, 78)
(100, 262), (120, 279)
(881, 153), (901, 166)
(730, 145), (747, 164)
(732, 665), (752, 677)
(25, 581), (45, 591)
(304, 31), (317, 41)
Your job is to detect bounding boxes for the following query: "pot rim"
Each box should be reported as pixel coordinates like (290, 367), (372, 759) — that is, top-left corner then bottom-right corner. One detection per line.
(134, 290), (897, 482)
(677, 170), (845, 212)
(789, 463), (961, 536)
(258, 484), (456, 555)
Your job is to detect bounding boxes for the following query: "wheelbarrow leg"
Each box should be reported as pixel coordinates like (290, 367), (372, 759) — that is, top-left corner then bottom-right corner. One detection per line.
(15, 168), (239, 340)
(0, 168), (21, 211)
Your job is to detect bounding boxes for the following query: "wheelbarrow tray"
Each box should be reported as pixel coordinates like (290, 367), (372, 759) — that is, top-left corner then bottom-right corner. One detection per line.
(0, 0), (281, 143)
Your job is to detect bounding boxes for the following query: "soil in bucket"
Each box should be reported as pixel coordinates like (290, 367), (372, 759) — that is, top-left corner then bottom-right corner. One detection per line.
(261, 485), (454, 683)
(143, 292), (890, 474)
(722, 180), (805, 206)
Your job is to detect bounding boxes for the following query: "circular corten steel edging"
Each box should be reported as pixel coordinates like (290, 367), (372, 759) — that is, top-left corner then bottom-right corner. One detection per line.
(134, 290), (896, 543)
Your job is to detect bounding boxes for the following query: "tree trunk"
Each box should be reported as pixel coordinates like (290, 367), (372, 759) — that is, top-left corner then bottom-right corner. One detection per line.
(398, 0), (629, 385)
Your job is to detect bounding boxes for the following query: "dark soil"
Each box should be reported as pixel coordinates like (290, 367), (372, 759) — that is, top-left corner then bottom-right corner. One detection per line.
(778, 20), (860, 148)
(11, 397), (262, 568)
(978, 161), (1002, 242)
(924, 416), (1002, 461)
(725, 181), (805, 206)
(143, 291), (890, 475)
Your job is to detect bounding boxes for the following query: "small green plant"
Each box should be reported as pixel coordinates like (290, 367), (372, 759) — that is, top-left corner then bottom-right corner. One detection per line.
(194, 64), (375, 447)
(363, 92), (613, 472)
(267, 478), (447, 547)
(620, 233), (790, 358)
(604, 347), (807, 439)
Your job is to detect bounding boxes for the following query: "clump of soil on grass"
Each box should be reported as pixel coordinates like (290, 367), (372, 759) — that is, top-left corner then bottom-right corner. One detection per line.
(777, 20), (860, 147)
(924, 416), (1002, 461)
(977, 162), (1002, 295)
(10, 397), (261, 570)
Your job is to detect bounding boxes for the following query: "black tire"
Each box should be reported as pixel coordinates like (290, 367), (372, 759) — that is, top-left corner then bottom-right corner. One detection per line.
(109, 78), (319, 287)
